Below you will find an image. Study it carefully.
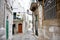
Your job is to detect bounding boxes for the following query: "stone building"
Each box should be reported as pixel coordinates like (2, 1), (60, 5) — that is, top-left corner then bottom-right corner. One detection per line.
(0, 0), (13, 40)
(43, 0), (60, 40)
(30, 0), (60, 40)
(30, 0), (42, 37)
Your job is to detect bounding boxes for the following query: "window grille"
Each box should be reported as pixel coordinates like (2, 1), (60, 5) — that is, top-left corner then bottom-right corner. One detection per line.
(44, 0), (56, 20)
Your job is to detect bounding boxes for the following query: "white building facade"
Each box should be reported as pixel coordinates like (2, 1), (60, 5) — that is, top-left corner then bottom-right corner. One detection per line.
(0, 0), (13, 40)
(5, 0), (13, 40)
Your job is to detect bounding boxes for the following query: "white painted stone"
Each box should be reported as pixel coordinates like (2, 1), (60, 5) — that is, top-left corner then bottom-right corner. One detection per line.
(49, 26), (55, 32)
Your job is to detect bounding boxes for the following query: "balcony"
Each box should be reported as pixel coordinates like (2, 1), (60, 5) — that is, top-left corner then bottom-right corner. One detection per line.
(13, 14), (23, 22)
(13, 18), (23, 22)
(13, 17), (23, 22)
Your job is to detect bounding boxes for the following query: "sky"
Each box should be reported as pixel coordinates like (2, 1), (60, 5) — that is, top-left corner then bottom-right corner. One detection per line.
(13, 0), (31, 12)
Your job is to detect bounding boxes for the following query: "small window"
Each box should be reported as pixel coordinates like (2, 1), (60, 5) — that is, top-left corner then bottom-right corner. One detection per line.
(6, 16), (8, 19)
(13, 12), (16, 19)
(44, 0), (56, 20)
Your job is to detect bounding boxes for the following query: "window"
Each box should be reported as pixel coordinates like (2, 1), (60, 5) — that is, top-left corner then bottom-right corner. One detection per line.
(13, 12), (16, 19)
(44, 0), (56, 20)
(7, 16), (8, 19)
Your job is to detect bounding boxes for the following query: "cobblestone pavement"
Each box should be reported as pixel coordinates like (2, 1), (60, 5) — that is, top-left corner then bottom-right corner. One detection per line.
(12, 33), (38, 40)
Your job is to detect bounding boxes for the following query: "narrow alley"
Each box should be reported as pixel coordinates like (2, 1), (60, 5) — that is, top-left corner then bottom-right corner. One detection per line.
(12, 33), (38, 40)
(0, 0), (60, 40)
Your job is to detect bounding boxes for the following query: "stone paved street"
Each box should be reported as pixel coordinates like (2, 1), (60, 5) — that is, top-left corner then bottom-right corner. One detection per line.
(12, 33), (38, 40)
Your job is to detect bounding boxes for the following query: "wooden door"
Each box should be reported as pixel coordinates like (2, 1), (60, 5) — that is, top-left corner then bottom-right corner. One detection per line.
(18, 23), (22, 33)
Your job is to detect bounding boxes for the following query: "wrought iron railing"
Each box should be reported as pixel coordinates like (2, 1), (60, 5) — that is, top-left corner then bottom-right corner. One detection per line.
(44, 0), (56, 20)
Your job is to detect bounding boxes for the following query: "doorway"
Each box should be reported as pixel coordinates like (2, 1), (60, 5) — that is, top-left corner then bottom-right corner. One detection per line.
(18, 23), (22, 33)
(12, 24), (16, 35)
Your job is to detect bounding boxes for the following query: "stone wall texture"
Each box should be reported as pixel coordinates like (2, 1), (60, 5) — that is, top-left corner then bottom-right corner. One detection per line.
(41, 0), (60, 40)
